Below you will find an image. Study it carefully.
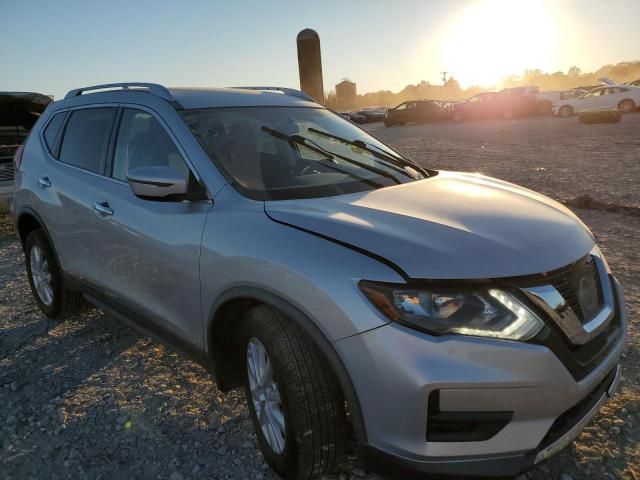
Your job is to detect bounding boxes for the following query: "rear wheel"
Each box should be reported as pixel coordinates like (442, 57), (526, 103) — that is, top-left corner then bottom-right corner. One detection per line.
(559, 105), (573, 118)
(618, 99), (636, 113)
(240, 305), (346, 479)
(25, 230), (84, 319)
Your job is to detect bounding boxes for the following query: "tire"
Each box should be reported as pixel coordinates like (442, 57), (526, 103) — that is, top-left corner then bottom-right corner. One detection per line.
(25, 229), (84, 319)
(559, 105), (573, 118)
(239, 305), (346, 479)
(618, 99), (636, 113)
(578, 109), (621, 124)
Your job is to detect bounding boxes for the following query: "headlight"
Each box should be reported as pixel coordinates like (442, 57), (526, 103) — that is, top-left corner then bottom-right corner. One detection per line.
(359, 281), (544, 341)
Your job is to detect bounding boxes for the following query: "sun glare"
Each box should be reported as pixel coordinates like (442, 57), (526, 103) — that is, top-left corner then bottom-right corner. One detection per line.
(441, 0), (559, 88)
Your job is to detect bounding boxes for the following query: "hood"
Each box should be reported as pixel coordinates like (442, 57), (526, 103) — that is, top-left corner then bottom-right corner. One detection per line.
(265, 172), (595, 279)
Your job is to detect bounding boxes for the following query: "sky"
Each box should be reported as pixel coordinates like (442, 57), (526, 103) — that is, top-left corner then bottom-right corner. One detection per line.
(2, 0), (639, 100)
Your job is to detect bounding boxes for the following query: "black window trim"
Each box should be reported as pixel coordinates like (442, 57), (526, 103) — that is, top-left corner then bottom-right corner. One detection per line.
(52, 103), (119, 177)
(39, 108), (70, 160)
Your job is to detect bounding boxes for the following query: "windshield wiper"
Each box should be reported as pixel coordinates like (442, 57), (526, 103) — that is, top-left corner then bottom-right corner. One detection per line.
(307, 127), (428, 176)
(261, 126), (401, 185)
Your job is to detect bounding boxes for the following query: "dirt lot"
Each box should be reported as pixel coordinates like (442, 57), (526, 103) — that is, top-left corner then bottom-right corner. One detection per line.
(1, 114), (639, 480)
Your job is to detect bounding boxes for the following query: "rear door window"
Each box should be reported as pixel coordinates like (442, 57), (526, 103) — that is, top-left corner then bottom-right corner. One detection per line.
(59, 108), (116, 174)
(43, 112), (67, 156)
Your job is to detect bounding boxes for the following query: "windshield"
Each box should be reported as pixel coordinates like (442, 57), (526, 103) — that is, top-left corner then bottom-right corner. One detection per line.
(180, 106), (427, 200)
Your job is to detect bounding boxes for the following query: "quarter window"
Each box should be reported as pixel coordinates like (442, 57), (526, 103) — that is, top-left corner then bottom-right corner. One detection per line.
(43, 112), (66, 156)
(112, 109), (190, 182)
(59, 108), (116, 173)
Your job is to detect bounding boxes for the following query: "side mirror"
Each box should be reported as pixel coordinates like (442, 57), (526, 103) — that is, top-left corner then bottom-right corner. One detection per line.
(127, 166), (188, 200)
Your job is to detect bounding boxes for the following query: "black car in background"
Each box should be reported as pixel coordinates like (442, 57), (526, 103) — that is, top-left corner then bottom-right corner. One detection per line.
(0, 92), (52, 201)
(342, 108), (386, 124)
(358, 108), (386, 123)
(384, 100), (449, 126)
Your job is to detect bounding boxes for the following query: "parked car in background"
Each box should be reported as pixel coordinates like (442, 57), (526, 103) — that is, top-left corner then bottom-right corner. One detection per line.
(0, 92), (52, 201)
(344, 111), (366, 124)
(358, 107), (386, 123)
(453, 91), (536, 121)
(384, 100), (448, 126)
(535, 90), (587, 115)
(553, 85), (640, 117)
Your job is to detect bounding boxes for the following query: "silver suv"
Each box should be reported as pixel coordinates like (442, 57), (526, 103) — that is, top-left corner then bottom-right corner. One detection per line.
(11, 83), (626, 479)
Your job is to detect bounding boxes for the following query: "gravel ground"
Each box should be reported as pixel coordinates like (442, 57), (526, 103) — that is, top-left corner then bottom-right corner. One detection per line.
(1, 114), (639, 480)
(369, 113), (640, 210)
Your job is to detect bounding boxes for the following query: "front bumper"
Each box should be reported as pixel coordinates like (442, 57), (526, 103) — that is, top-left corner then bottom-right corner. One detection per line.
(336, 278), (627, 477)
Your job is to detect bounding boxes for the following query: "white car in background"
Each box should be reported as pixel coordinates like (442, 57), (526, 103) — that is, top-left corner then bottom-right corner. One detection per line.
(553, 85), (640, 117)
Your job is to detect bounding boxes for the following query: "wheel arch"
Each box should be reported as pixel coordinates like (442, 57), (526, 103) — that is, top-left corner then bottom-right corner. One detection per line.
(619, 98), (636, 109)
(206, 286), (368, 444)
(16, 208), (54, 252)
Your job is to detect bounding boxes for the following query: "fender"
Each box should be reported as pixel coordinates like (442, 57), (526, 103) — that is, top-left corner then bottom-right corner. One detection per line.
(208, 286), (368, 444)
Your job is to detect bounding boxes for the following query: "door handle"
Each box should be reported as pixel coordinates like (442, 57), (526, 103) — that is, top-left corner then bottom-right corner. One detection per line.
(37, 177), (51, 189)
(93, 202), (114, 216)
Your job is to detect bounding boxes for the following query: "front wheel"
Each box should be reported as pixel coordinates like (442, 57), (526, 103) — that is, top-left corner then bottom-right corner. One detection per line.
(240, 305), (346, 479)
(559, 105), (573, 118)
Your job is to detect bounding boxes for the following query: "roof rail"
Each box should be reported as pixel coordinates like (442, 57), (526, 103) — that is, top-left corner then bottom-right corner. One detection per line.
(231, 86), (316, 103)
(64, 82), (174, 102)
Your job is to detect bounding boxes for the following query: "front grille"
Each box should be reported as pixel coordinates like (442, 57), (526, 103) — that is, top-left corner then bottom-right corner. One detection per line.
(555, 277), (583, 320)
(507, 254), (622, 381)
(550, 256), (602, 323)
(526, 276), (622, 381)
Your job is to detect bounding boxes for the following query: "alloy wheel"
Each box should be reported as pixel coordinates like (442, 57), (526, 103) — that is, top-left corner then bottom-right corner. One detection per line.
(30, 245), (54, 306)
(247, 337), (286, 454)
(620, 100), (634, 113)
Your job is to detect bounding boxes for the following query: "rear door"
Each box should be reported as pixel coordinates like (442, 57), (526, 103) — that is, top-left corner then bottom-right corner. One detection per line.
(405, 102), (419, 122)
(34, 106), (116, 283)
(90, 105), (211, 348)
(578, 88), (605, 111)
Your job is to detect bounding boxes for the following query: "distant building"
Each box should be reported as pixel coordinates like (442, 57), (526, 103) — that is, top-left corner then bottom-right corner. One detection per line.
(336, 80), (357, 110)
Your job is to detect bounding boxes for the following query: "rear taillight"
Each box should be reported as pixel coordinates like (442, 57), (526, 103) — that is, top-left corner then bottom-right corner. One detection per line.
(13, 144), (24, 170)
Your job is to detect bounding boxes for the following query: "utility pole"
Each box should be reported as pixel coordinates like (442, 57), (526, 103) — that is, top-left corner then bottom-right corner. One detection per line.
(441, 71), (448, 84)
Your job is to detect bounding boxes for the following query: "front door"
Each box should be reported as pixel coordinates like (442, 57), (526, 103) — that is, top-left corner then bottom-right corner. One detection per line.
(91, 107), (212, 348)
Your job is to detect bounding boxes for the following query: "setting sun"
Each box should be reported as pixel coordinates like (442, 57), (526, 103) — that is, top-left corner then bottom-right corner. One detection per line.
(441, 0), (559, 87)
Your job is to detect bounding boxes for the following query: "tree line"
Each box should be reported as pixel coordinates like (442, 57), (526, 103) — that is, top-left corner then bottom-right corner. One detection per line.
(325, 60), (640, 110)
